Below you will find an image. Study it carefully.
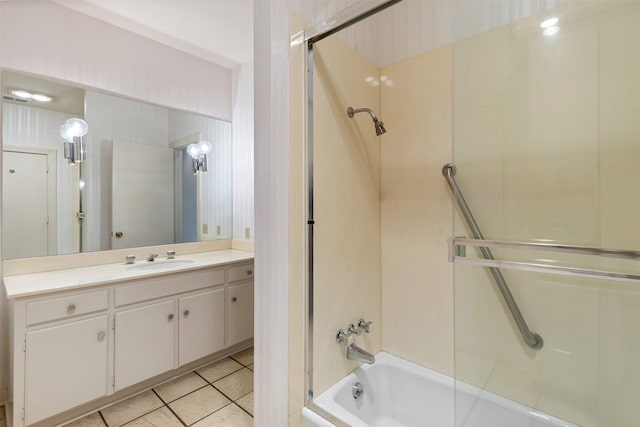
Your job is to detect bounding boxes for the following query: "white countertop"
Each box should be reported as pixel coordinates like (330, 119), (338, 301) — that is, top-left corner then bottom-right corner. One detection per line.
(3, 249), (254, 299)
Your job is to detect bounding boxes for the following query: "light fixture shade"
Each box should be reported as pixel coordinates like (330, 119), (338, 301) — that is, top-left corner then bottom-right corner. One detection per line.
(198, 140), (212, 155)
(186, 143), (200, 158)
(64, 118), (89, 137)
(60, 124), (74, 142)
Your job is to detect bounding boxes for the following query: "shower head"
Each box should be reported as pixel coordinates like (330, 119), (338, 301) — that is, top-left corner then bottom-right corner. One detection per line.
(347, 106), (387, 136)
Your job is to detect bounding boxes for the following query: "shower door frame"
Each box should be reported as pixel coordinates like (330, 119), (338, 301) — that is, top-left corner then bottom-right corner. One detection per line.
(303, 1), (403, 425)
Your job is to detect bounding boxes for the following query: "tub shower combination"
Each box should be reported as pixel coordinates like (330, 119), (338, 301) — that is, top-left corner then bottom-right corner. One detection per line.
(301, 0), (636, 426)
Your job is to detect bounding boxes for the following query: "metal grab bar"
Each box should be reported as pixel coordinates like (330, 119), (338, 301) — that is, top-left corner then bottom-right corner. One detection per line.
(442, 163), (543, 350)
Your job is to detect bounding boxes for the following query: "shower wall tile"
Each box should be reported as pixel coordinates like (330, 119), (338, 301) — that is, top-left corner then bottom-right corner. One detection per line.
(312, 34), (382, 396)
(380, 45), (454, 376)
(599, 3), (640, 251)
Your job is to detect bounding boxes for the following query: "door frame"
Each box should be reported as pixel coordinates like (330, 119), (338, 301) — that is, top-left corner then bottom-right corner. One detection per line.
(3, 145), (59, 256)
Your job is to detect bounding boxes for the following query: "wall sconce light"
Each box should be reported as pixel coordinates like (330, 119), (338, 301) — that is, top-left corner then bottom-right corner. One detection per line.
(60, 118), (89, 164)
(186, 140), (212, 174)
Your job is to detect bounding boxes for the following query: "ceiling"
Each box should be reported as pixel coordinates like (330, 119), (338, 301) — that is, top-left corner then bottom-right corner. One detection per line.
(54, 0), (254, 69)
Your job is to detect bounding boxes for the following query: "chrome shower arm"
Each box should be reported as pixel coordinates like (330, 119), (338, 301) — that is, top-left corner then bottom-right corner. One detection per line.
(347, 106), (379, 122)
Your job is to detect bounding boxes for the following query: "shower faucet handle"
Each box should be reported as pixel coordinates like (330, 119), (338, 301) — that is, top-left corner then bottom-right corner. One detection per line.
(358, 319), (373, 334)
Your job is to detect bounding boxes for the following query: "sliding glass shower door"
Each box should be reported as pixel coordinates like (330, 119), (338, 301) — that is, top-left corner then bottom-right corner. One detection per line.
(452, 2), (640, 426)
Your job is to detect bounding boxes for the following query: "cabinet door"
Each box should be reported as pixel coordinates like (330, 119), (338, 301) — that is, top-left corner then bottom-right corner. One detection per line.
(115, 300), (175, 390)
(25, 315), (109, 425)
(228, 282), (254, 346)
(179, 288), (225, 366)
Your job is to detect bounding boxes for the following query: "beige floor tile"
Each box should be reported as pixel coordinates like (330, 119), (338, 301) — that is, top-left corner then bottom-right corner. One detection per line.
(101, 391), (163, 427)
(247, 364), (254, 372)
(122, 407), (182, 427)
(197, 358), (243, 383)
(64, 412), (105, 426)
(154, 372), (208, 403)
(169, 385), (230, 425)
(230, 347), (253, 366)
(191, 404), (253, 427)
(235, 392), (253, 416)
(213, 368), (253, 401)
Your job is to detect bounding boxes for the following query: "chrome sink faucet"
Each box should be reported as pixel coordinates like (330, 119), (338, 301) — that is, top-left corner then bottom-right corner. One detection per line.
(147, 253), (159, 261)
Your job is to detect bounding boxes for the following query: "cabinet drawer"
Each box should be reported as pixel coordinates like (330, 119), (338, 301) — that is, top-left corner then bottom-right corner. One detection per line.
(227, 263), (254, 283)
(115, 268), (224, 307)
(26, 290), (109, 325)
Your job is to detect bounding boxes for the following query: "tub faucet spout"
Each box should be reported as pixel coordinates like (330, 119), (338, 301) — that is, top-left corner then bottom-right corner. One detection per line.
(347, 343), (375, 364)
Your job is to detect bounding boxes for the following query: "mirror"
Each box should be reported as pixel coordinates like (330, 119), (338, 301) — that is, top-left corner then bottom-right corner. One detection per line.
(1, 70), (232, 260)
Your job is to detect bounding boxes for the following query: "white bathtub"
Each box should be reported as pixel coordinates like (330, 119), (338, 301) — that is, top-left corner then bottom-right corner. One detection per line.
(302, 352), (578, 427)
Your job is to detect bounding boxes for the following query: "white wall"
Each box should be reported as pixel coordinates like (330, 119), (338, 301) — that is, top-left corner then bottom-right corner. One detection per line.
(0, 1), (231, 121)
(232, 62), (255, 242)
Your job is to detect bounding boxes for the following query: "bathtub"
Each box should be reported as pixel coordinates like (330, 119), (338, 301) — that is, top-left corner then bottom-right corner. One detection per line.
(302, 352), (578, 427)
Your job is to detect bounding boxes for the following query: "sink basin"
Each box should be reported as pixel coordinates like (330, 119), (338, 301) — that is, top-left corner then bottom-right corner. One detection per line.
(127, 260), (194, 271)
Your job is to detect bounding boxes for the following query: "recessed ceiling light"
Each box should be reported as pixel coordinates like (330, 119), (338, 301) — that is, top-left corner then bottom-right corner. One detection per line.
(543, 26), (560, 36)
(11, 90), (31, 99)
(9, 89), (53, 102)
(31, 94), (53, 102)
(540, 17), (559, 28)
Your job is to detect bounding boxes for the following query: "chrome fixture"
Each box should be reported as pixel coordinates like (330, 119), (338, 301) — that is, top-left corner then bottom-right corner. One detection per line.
(336, 319), (375, 364)
(186, 140), (212, 174)
(125, 255), (135, 265)
(147, 253), (159, 261)
(60, 118), (89, 164)
(347, 343), (375, 364)
(352, 382), (364, 400)
(443, 163), (543, 350)
(347, 106), (386, 136)
(167, 250), (176, 259)
(336, 318), (372, 342)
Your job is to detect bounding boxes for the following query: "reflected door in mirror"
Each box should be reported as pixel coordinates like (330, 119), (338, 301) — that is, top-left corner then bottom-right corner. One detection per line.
(112, 142), (174, 250)
(2, 151), (50, 258)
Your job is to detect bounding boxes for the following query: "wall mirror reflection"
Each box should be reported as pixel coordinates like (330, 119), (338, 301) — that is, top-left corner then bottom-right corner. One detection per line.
(1, 70), (232, 260)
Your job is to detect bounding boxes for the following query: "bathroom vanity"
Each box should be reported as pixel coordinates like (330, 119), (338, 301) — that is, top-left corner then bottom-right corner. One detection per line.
(3, 250), (254, 427)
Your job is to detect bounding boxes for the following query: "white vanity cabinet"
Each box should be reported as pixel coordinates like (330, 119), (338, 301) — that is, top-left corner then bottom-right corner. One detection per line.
(6, 253), (254, 427)
(227, 263), (254, 346)
(114, 300), (176, 390)
(16, 289), (110, 425)
(178, 288), (226, 366)
(25, 315), (109, 425)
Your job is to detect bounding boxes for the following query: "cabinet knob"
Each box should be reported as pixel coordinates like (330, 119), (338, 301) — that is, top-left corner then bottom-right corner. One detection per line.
(67, 304), (76, 314)
(97, 331), (106, 342)
(183, 310), (190, 317)
(231, 296), (238, 302)
(246, 269), (253, 275)
(168, 314), (174, 321)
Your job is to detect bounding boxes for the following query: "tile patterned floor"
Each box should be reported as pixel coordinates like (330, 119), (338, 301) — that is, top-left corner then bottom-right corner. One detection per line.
(65, 347), (254, 427)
